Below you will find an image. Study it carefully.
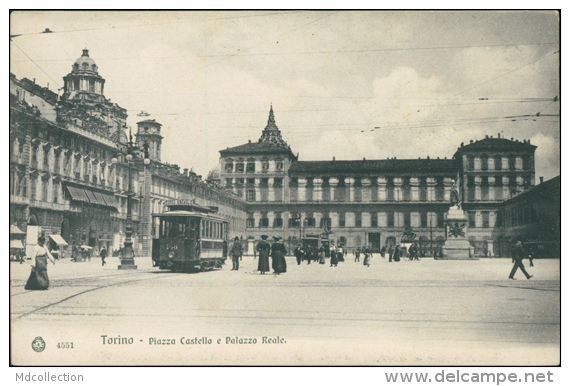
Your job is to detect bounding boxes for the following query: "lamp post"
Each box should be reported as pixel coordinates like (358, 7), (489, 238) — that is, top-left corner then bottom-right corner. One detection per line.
(111, 127), (149, 270)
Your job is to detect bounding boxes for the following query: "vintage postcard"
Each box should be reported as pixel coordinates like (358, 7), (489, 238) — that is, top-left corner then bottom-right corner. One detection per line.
(9, 10), (560, 367)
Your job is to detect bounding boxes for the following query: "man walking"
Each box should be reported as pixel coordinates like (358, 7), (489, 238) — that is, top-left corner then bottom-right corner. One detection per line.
(355, 247), (360, 262)
(100, 247), (107, 266)
(509, 241), (532, 280)
(294, 244), (304, 265)
(230, 236), (243, 271)
(388, 245), (394, 262)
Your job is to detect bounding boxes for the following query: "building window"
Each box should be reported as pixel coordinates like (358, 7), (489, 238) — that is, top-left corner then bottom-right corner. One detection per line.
(262, 160), (269, 172)
(246, 189), (256, 202)
(274, 212), (283, 228)
(246, 161), (255, 173)
(276, 160), (284, 171)
(421, 212), (428, 227)
(289, 213), (300, 228)
(235, 162), (244, 173)
(338, 212), (346, 227)
(386, 179), (394, 201)
(320, 212), (331, 228)
(480, 156), (488, 171)
(355, 212), (362, 228)
(247, 178), (255, 185)
(468, 212), (476, 228)
(225, 178), (232, 188)
(371, 213), (378, 227)
(41, 179), (48, 201)
(274, 177), (283, 187)
(52, 180), (58, 203)
(387, 212), (395, 227)
(482, 211), (490, 228)
(259, 214), (269, 228)
(404, 212), (411, 227)
(468, 157), (475, 170)
(224, 162), (233, 173)
(246, 214), (255, 228)
(306, 213), (316, 227)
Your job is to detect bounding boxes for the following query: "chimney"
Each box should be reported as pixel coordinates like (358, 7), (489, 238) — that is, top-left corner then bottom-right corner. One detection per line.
(540, 176), (544, 184)
(183, 168), (189, 177)
(498, 133), (501, 138)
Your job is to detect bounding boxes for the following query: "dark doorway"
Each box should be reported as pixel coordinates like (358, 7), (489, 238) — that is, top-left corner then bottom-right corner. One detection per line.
(369, 232), (381, 253)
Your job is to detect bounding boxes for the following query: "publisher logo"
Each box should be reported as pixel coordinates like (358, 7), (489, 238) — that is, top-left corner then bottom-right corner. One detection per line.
(32, 337), (45, 353)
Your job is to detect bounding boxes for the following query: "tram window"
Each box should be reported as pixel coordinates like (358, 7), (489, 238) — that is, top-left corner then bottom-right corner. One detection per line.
(201, 221), (205, 238)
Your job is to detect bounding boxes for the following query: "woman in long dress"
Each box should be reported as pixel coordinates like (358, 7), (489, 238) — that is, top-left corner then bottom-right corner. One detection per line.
(25, 236), (56, 290)
(256, 235), (271, 274)
(363, 245), (372, 267)
(271, 237), (287, 274)
(319, 244), (326, 264)
(329, 244), (338, 267)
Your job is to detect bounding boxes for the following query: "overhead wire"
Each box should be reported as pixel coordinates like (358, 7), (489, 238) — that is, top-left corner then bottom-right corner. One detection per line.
(9, 10), (308, 37)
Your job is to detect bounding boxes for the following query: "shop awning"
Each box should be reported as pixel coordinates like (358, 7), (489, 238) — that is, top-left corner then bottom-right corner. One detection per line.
(10, 240), (24, 249)
(66, 185), (90, 203)
(66, 184), (118, 210)
(102, 194), (119, 208)
(92, 191), (108, 207)
(49, 234), (68, 246)
(84, 189), (98, 204)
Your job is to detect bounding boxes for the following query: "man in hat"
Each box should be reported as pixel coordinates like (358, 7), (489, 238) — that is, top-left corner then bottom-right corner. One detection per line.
(256, 235), (271, 274)
(509, 240), (532, 280)
(294, 244), (304, 265)
(271, 236), (287, 274)
(100, 246), (107, 266)
(230, 236), (243, 271)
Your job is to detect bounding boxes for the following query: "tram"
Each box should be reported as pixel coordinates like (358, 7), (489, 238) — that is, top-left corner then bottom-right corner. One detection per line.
(152, 200), (229, 272)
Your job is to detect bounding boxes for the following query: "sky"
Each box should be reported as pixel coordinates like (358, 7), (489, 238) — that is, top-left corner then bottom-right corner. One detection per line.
(9, 10), (560, 181)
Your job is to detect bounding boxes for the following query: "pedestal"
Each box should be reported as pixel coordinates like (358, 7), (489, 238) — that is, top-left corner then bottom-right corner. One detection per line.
(118, 259), (138, 270)
(439, 206), (478, 260)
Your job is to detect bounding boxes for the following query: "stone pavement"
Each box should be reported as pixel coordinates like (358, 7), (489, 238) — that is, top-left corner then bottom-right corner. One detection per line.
(10, 255), (560, 366)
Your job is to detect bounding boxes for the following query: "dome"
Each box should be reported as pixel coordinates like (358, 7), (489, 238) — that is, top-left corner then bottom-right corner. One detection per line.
(72, 49), (98, 74)
(206, 164), (221, 183)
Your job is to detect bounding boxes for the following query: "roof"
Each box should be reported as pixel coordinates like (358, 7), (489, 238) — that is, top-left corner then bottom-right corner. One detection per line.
(288, 158), (457, 175)
(220, 141), (296, 158)
(455, 137), (537, 154)
(501, 175), (560, 206)
(137, 119), (162, 126)
(152, 210), (227, 222)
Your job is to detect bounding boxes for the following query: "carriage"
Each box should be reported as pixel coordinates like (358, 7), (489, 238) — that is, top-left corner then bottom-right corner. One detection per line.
(151, 200), (229, 272)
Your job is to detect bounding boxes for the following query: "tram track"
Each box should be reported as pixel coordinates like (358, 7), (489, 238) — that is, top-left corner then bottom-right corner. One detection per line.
(11, 272), (182, 321)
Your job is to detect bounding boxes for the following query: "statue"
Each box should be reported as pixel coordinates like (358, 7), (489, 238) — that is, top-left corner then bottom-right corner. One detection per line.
(401, 226), (417, 243)
(450, 178), (461, 209)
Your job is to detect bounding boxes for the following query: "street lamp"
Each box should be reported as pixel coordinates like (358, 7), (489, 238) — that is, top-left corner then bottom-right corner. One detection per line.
(112, 127), (149, 270)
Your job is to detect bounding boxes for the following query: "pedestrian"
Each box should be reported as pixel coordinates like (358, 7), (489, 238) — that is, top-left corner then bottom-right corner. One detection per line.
(319, 244), (327, 264)
(271, 236), (287, 274)
(306, 245), (312, 265)
(100, 246), (107, 266)
(329, 243), (338, 267)
(509, 241), (533, 280)
(408, 242), (417, 261)
(388, 245), (394, 262)
(380, 246), (386, 259)
(393, 245), (401, 262)
(338, 245), (345, 262)
(256, 235), (271, 275)
(355, 247), (360, 262)
(294, 244), (303, 265)
(25, 236), (56, 291)
(230, 236), (243, 271)
(363, 245), (372, 267)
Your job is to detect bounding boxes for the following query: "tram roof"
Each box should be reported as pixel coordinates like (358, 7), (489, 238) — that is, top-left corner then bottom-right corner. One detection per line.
(152, 210), (228, 222)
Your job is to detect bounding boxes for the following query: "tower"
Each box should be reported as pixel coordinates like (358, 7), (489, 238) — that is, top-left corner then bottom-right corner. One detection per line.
(136, 119), (163, 162)
(57, 49), (128, 137)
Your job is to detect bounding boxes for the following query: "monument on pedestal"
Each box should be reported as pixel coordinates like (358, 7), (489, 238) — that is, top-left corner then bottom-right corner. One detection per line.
(438, 179), (478, 260)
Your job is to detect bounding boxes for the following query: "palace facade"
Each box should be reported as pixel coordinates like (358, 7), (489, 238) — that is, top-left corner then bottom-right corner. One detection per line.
(219, 107), (540, 256)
